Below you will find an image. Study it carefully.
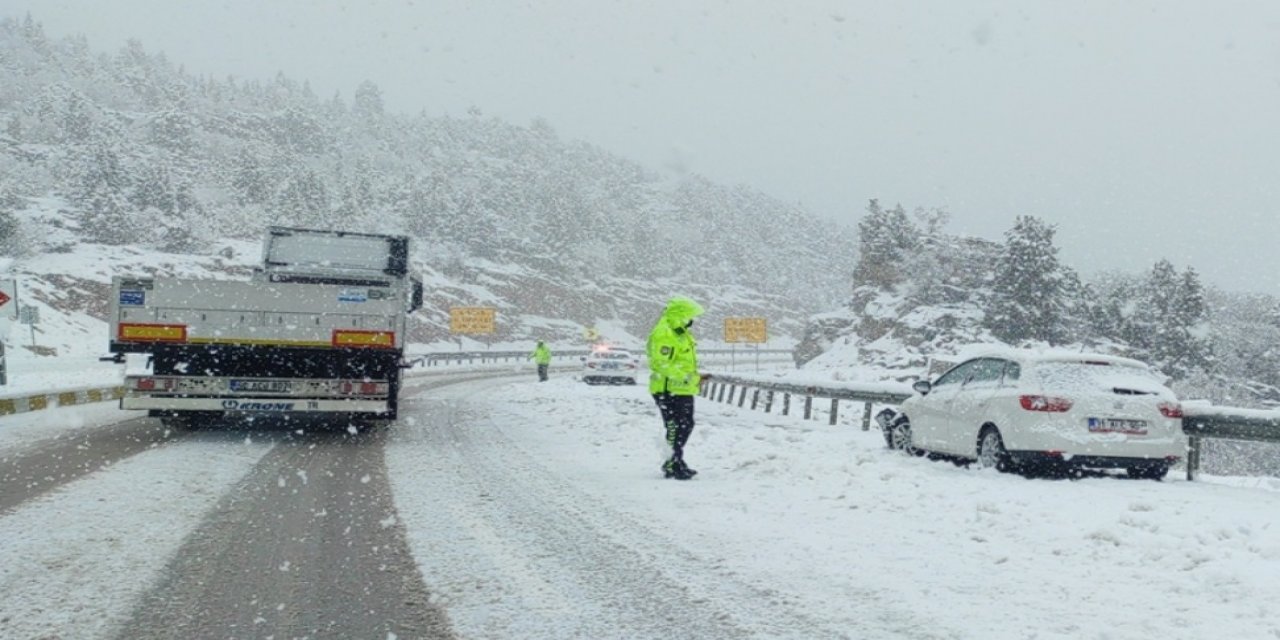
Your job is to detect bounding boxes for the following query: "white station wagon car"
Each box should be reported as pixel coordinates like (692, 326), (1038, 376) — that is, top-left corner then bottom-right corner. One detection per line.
(582, 348), (640, 385)
(888, 350), (1186, 479)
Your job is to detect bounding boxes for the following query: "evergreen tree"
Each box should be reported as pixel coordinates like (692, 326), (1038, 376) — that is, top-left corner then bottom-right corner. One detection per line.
(1123, 260), (1212, 379)
(232, 149), (271, 205)
(851, 199), (918, 289)
(0, 188), (22, 254)
(987, 215), (1067, 344)
(71, 142), (140, 244)
(275, 168), (329, 228)
(352, 80), (384, 124)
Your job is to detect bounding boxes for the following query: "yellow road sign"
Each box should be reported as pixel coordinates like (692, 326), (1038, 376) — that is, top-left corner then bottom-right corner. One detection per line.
(724, 317), (767, 344)
(449, 307), (496, 335)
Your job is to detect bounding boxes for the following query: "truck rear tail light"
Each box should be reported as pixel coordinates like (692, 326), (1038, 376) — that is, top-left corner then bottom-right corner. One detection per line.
(118, 323), (188, 343)
(332, 330), (395, 349)
(338, 381), (388, 395)
(1019, 395), (1073, 412)
(1158, 402), (1184, 418)
(132, 377), (175, 391)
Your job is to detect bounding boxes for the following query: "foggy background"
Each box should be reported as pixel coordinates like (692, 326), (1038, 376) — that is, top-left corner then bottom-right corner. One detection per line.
(7, 0), (1279, 295)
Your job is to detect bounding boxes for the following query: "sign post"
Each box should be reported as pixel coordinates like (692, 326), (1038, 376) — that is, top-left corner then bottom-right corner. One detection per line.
(19, 304), (39, 347)
(724, 317), (768, 372)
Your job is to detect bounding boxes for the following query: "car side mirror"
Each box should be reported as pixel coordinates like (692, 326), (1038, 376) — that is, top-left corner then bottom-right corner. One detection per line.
(912, 379), (932, 395)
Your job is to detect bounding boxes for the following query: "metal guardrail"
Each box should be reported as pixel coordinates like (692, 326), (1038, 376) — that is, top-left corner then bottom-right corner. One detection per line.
(0, 385), (127, 417)
(407, 349), (794, 367)
(1182, 409), (1280, 480)
(702, 375), (1280, 482)
(700, 374), (911, 431)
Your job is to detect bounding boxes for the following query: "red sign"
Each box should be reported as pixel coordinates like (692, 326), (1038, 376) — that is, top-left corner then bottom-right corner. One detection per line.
(0, 291), (9, 308)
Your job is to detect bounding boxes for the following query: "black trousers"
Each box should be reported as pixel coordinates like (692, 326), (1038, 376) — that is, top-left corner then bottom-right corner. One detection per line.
(653, 393), (695, 462)
(537, 364), (548, 381)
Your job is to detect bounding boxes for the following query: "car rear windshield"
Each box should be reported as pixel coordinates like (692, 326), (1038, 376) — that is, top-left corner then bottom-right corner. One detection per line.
(1033, 361), (1164, 392)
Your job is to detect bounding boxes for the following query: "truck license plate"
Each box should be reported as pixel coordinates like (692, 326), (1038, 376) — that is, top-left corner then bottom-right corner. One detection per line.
(230, 380), (291, 393)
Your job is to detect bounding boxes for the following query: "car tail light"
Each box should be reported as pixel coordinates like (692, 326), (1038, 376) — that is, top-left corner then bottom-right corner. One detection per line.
(1019, 395), (1073, 412)
(1158, 402), (1184, 418)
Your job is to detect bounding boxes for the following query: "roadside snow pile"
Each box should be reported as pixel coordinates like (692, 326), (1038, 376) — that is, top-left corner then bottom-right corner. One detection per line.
(415, 376), (1280, 639)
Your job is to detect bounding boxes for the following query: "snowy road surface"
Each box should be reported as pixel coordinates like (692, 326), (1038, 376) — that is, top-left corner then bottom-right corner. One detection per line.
(1, 372), (1279, 639)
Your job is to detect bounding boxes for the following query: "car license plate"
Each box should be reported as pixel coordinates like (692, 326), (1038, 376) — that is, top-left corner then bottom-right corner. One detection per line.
(1087, 418), (1148, 435)
(230, 379), (291, 393)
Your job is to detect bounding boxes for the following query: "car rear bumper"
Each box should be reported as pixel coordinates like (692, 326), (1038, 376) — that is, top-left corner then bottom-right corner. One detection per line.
(583, 374), (636, 384)
(1009, 450), (1181, 469)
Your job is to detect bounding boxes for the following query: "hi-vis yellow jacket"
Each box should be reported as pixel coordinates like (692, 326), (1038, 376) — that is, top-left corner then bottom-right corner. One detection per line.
(646, 297), (705, 395)
(530, 342), (552, 365)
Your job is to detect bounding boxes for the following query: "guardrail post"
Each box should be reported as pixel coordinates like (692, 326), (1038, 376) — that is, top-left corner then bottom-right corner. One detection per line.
(1187, 436), (1201, 481)
(782, 393), (790, 416)
(829, 398), (839, 426)
(764, 390), (774, 413)
(737, 386), (748, 407)
(803, 396), (813, 420)
(718, 384), (730, 403)
(751, 389), (760, 410)
(861, 402), (873, 431)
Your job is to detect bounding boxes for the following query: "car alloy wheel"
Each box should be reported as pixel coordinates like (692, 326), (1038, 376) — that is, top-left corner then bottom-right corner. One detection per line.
(977, 428), (1009, 473)
(891, 421), (922, 456)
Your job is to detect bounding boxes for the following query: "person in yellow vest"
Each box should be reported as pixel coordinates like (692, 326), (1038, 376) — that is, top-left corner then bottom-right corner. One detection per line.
(646, 296), (710, 480)
(529, 340), (551, 381)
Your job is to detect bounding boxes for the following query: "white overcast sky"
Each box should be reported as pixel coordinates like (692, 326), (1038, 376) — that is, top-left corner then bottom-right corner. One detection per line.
(6, 0), (1280, 295)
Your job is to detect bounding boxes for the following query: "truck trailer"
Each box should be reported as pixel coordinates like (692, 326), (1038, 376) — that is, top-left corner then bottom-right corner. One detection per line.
(107, 227), (423, 429)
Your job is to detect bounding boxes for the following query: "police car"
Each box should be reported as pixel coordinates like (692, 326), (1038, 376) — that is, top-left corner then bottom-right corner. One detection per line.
(582, 348), (640, 385)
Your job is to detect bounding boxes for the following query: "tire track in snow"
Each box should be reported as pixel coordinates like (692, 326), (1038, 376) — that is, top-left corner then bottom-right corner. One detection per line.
(115, 409), (463, 639)
(0, 432), (273, 639)
(387, 382), (858, 639)
(0, 416), (186, 514)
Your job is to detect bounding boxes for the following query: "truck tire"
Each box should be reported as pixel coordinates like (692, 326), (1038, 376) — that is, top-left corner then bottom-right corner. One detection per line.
(383, 369), (401, 421)
(160, 415), (194, 431)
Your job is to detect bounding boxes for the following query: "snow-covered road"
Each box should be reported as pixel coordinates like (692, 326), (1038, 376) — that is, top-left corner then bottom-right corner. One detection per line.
(1, 372), (1278, 639)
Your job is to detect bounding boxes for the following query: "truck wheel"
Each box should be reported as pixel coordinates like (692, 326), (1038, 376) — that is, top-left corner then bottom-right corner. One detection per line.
(160, 416), (194, 431)
(383, 370), (400, 421)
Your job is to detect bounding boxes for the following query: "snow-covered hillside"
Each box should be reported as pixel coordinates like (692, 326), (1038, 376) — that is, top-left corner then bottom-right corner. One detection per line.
(0, 16), (852, 355)
(0, 198), (798, 391)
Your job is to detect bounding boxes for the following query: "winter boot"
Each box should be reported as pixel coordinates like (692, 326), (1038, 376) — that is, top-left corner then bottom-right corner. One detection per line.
(662, 458), (679, 479)
(676, 460), (698, 478)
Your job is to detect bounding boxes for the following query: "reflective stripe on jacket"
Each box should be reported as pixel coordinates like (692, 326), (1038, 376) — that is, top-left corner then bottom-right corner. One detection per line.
(646, 297), (704, 395)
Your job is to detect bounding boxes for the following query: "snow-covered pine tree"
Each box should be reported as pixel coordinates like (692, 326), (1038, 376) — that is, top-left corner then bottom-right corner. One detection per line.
(1121, 260), (1212, 379)
(987, 215), (1068, 345)
(851, 199), (918, 290)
